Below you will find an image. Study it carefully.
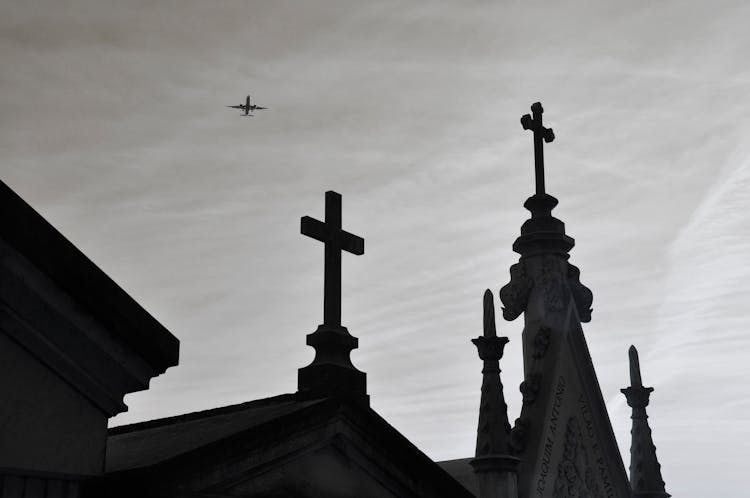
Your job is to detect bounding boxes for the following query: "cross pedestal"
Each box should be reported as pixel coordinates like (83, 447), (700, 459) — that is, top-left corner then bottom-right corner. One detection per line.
(513, 102), (574, 258)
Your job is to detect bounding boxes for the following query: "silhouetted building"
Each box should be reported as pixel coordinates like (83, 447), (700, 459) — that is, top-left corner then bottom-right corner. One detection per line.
(0, 181), (178, 497)
(0, 102), (669, 497)
(438, 103), (669, 498)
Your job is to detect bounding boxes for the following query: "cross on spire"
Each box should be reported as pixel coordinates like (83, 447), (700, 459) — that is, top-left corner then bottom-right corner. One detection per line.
(301, 191), (364, 327)
(521, 102), (555, 195)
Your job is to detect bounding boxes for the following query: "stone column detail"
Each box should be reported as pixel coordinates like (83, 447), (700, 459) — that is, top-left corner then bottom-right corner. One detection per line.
(621, 346), (670, 498)
(470, 290), (520, 498)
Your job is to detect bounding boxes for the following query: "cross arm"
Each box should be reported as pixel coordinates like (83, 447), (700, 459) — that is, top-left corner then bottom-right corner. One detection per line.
(301, 216), (364, 255)
(520, 102), (555, 143)
(340, 230), (364, 255)
(301, 216), (327, 242)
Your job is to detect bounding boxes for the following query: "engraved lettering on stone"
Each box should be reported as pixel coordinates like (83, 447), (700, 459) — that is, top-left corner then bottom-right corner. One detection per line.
(578, 394), (615, 498)
(535, 375), (566, 497)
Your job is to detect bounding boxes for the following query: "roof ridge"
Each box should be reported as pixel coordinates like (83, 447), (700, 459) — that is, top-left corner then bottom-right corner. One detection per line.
(107, 393), (301, 435)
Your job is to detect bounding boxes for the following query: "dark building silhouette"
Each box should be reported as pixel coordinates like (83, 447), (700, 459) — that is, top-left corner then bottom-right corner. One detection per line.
(437, 103), (670, 498)
(0, 181), (178, 496)
(0, 102), (669, 497)
(621, 346), (670, 498)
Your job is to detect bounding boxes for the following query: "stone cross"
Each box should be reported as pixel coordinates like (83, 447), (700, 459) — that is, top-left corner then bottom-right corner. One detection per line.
(521, 102), (555, 195)
(301, 191), (364, 327)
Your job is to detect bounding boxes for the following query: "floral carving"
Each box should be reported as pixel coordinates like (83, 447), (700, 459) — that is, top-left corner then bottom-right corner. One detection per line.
(509, 416), (529, 455)
(552, 417), (602, 498)
(520, 373), (541, 405)
(532, 326), (551, 359)
(499, 261), (534, 321)
(539, 255), (565, 313)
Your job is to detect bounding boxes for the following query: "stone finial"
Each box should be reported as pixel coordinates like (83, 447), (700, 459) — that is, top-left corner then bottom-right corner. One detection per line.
(470, 290), (520, 498)
(621, 346), (670, 498)
(499, 102), (592, 324)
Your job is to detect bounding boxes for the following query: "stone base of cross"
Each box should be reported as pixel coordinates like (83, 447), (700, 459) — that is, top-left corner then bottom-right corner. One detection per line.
(297, 324), (368, 403)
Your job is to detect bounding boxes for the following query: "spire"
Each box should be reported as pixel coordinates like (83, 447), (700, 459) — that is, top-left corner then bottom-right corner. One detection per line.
(500, 101), (592, 324)
(297, 191), (368, 403)
(470, 290), (520, 498)
(512, 102), (574, 260)
(621, 346), (670, 498)
(496, 103), (631, 498)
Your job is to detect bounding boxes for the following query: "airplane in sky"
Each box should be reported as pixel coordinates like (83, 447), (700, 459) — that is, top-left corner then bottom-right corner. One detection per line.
(227, 95), (268, 116)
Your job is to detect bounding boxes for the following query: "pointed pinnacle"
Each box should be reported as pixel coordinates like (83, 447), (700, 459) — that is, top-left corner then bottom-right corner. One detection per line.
(629, 345), (643, 388)
(483, 289), (497, 338)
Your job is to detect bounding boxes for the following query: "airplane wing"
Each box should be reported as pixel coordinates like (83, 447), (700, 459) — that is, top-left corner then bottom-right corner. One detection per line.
(255, 106), (268, 110)
(227, 105), (245, 109)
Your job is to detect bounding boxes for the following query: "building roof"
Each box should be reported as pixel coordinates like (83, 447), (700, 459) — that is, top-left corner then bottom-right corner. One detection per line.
(106, 394), (322, 473)
(103, 393), (476, 497)
(0, 180), (178, 374)
(438, 458), (477, 495)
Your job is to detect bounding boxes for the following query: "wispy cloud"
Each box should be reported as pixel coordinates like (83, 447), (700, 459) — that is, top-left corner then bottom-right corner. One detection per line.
(2, 2), (750, 495)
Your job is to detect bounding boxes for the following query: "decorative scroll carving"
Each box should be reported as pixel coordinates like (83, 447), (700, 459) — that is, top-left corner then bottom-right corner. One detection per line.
(553, 417), (602, 498)
(500, 261), (534, 321)
(532, 326), (551, 359)
(509, 416), (529, 455)
(520, 373), (541, 406)
(501, 259), (593, 324)
(567, 263), (593, 323)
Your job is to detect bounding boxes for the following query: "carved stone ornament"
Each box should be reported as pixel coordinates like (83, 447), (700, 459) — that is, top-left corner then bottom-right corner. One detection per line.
(532, 326), (551, 359)
(509, 416), (529, 455)
(567, 263), (593, 323)
(539, 255), (565, 313)
(622, 386), (653, 409)
(520, 373), (541, 406)
(500, 261), (534, 321)
(553, 417), (602, 498)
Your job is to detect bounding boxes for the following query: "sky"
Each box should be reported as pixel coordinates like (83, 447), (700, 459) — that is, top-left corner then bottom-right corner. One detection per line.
(2, 1), (750, 495)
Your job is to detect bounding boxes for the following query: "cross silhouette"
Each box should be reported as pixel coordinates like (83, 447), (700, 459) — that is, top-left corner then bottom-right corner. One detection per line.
(301, 191), (364, 327)
(521, 102), (555, 195)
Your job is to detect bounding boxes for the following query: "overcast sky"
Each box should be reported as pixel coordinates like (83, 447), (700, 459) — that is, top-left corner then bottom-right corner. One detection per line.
(3, 1), (750, 496)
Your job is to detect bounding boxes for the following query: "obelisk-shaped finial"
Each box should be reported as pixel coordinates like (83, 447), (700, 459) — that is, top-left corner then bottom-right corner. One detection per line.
(629, 345), (643, 388)
(470, 290), (519, 498)
(621, 346), (670, 498)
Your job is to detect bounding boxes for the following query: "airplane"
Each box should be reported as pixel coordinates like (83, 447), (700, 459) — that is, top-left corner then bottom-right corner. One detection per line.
(227, 95), (268, 116)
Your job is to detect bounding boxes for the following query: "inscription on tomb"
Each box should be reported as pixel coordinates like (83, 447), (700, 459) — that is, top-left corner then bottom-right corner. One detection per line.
(535, 375), (566, 497)
(578, 394), (615, 498)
